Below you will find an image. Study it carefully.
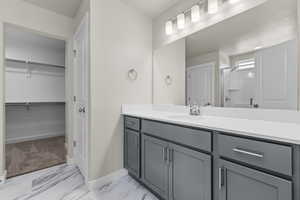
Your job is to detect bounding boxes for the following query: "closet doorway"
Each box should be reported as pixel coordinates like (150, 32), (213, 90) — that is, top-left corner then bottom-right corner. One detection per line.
(4, 24), (67, 178)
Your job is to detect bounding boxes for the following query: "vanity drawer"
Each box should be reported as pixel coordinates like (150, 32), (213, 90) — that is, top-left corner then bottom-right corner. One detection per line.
(142, 120), (211, 152)
(125, 116), (140, 131)
(218, 134), (292, 176)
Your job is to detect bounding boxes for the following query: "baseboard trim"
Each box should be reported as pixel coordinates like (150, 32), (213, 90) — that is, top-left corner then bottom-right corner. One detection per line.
(0, 170), (7, 184)
(6, 132), (65, 144)
(67, 155), (74, 165)
(88, 169), (128, 190)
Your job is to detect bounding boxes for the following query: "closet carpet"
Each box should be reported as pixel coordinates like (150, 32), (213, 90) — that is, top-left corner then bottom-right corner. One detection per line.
(6, 136), (66, 178)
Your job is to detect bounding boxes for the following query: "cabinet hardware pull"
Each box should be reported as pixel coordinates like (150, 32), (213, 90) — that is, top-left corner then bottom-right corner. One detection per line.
(166, 148), (170, 165)
(169, 149), (173, 163)
(233, 148), (264, 158)
(163, 147), (168, 162)
(219, 168), (223, 190)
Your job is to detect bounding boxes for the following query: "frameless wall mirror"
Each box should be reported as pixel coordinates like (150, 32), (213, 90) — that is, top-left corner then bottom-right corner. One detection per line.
(154, 0), (299, 110)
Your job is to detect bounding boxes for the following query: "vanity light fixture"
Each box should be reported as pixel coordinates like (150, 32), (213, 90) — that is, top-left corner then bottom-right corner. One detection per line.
(191, 5), (200, 23)
(177, 13), (185, 29)
(165, 0), (222, 35)
(165, 20), (173, 35)
(208, 0), (219, 14)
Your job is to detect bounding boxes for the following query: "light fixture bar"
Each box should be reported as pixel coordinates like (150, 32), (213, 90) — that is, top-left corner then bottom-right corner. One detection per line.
(165, 0), (223, 35)
(165, 0), (206, 22)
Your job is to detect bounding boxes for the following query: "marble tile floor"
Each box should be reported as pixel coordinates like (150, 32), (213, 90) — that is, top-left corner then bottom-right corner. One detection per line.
(0, 164), (158, 200)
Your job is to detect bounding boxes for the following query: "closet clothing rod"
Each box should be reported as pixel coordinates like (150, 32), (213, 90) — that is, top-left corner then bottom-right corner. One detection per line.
(5, 58), (65, 69)
(5, 102), (65, 106)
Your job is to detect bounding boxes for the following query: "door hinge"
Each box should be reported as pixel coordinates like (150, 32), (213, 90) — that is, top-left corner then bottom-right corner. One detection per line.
(73, 96), (77, 102)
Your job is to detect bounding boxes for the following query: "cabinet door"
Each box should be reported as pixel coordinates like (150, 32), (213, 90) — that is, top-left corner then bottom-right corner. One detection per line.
(219, 160), (292, 200)
(124, 129), (140, 178)
(142, 134), (169, 199)
(169, 143), (211, 200)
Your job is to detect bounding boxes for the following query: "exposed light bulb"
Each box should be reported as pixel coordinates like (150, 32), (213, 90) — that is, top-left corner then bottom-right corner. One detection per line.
(165, 20), (173, 35)
(208, 0), (219, 14)
(177, 13), (185, 30)
(191, 5), (200, 23)
(229, 0), (240, 4)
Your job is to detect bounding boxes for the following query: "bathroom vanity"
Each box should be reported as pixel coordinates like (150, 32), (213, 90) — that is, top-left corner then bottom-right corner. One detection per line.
(123, 106), (300, 200)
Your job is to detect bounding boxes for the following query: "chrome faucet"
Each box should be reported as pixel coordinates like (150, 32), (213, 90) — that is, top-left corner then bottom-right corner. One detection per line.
(189, 103), (201, 116)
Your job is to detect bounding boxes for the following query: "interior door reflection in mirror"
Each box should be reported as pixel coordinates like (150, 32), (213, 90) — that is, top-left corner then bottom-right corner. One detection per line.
(185, 0), (298, 110)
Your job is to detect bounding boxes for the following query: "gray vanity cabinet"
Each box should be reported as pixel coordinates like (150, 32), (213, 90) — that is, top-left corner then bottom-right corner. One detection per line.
(125, 117), (297, 200)
(169, 143), (211, 200)
(141, 134), (170, 199)
(141, 134), (211, 200)
(124, 129), (140, 178)
(219, 159), (292, 200)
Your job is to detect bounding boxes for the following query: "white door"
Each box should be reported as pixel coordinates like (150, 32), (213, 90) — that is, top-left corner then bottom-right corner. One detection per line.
(255, 40), (298, 110)
(187, 63), (214, 106)
(73, 14), (89, 179)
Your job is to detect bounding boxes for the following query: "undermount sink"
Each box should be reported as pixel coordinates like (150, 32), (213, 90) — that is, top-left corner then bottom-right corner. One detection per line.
(167, 115), (205, 121)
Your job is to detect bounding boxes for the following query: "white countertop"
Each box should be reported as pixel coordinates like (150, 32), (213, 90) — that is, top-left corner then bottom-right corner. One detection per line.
(122, 105), (300, 145)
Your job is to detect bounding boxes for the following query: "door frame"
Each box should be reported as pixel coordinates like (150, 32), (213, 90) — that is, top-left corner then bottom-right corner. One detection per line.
(186, 62), (216, 106)
(72, 13), (90, 181)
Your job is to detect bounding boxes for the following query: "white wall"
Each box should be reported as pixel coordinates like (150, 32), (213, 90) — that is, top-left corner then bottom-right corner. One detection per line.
(6, 44), (65, 67)
(5, 61), (65, 103)
(152, 0), (267, 50)
(0, 0), (74, 179)
(89, 0), (152, 180)
(6, 104), (65, 144)
(0, 0), (73, 39)
(187, 52), (219, 67)
(5, 37), (65, 67)
(153, 39), (186, 105)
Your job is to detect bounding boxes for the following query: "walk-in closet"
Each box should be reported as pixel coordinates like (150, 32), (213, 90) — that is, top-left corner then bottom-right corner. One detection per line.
(4, 25), (66, 178)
